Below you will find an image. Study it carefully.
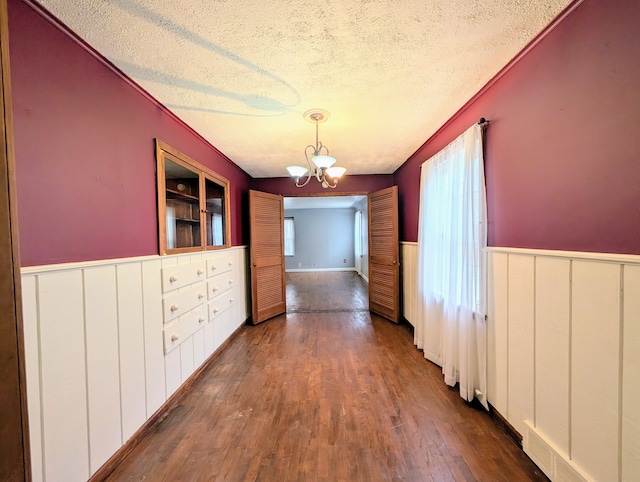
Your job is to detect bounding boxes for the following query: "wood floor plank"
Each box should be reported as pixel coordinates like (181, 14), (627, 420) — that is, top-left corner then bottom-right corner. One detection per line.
(102, 272), (546, 482)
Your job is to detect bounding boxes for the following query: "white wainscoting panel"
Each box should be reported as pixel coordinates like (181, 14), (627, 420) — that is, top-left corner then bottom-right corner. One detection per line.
(478, 248), (640, 482)
(571, 260), (620, 482)
(38, 270), (90, 481)
(488, 251), (509, 417)
(534, 257), (570, 455)
(116, 263), (147, 442)
(622, 264), (640, 480)
(141, 259), (166, 417)
(21, 247), (249, 481)
(84, 266), (122, 473)
(164, 346), (182, 397)
(400, 242), (418, 326)
(507, 254), (535, 437)
(193, 328), (206, 369)
(203, 319), (215, 358)
(180, 336), (196, 382)
(21, 275), (43, 482)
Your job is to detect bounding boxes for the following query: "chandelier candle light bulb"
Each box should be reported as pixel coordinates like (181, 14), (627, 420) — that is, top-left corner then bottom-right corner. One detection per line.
(287, 109), (346, 189)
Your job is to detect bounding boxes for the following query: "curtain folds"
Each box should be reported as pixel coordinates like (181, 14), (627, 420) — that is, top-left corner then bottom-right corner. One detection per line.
(354, 210), (363, 275)
(415, 123), (488, 409)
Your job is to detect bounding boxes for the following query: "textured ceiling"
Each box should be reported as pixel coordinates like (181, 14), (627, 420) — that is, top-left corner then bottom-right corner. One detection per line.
(37, 0), (572, 178)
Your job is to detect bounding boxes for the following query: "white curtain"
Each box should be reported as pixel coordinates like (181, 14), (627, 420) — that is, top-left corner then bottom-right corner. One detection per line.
(415, 123), (488, 409)
(283, 217), (295, 256)
(354, 210), (362, 275)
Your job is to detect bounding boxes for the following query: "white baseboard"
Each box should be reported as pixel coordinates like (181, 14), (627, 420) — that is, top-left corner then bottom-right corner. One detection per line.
(359, 272), (369, 283)
(286, 267), (357, 273)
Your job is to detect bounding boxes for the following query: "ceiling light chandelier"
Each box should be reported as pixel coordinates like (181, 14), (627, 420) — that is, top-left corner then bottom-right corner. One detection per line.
(286, 109), (346, 188)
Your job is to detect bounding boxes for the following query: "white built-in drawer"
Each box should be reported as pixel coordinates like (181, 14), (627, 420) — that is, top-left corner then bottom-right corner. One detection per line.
(207, 253), (234, 278)
(163, 281), (206, 323)
(208, 291), (235, 321)
(162, 261), (206, 293)
(207, 271), (234, 300)
(163, 304), (206, 353)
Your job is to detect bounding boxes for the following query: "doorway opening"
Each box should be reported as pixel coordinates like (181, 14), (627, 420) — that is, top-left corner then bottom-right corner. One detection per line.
(283, 195), (369, 313)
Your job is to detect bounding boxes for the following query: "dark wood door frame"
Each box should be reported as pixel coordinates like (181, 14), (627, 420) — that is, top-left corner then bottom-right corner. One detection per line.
(0, 0), (31, 478)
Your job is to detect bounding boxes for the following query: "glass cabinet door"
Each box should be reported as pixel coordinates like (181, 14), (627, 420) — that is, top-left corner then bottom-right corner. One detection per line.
(156, 139), (230, 255)
(205, 175), (226, 248)
(164, 158), (202, 249)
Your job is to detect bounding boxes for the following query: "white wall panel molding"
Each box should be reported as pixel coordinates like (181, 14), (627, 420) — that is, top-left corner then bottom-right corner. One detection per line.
(400, 243), (418, 326)
(507, 255), (535, 437)
(84, 266), (122, 473)
(534, 257), (570, 456)
(21, 275), (43, 481)
(479, 249), (638, 482)
(622, 265), (640, 479)
(487, 246), (640, 265)
(21, 247), (250, 481)
(38, 270), (90, 481)
(571, 261), (620, 482)
(487, 252), (509, 416)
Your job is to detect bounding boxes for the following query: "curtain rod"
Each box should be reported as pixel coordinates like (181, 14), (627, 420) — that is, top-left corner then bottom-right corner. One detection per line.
(418, 118), (489, 168)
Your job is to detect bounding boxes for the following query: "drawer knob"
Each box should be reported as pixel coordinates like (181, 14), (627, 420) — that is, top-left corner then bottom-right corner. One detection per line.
(213, 307), (219, 313)
(228, 261), (233, 266)
(169, 275), (178, 282)
(229, 298), (234, 303)
(170, 304), (179, 312)
(197, 269), (204, 275)
(212, 286), (218, 292)
(228, 279), (233, 284)
(211, 265), (217, 271)
(171, 333), (180, 342)
(198, 292), (204, 299)
(198, 316), (205, 323)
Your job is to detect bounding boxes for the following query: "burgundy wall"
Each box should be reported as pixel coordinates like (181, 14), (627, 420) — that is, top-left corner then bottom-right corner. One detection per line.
(394, 0), (640, 255)
(9, 0), (251, 266)
(251, 175), (394, 196)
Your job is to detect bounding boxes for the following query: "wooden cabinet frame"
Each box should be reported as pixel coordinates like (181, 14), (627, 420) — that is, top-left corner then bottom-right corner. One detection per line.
(156, 139), (231, 255)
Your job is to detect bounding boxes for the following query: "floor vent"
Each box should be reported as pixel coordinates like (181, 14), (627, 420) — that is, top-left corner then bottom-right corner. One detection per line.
(523, 421), (590, 482)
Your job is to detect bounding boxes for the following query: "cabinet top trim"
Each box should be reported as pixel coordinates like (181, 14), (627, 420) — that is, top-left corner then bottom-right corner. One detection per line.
(21, 246), (248, 275)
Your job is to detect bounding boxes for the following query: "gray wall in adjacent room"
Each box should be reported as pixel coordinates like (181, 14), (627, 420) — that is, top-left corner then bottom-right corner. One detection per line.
(285, 208), (355, 271)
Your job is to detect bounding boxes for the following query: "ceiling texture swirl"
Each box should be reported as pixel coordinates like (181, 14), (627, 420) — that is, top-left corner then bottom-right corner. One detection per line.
(37, 0), (572, 177)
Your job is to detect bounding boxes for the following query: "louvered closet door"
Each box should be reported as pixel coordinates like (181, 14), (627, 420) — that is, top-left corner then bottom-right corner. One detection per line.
(369, 186), (400, 323)
(249, 190), (286, 324)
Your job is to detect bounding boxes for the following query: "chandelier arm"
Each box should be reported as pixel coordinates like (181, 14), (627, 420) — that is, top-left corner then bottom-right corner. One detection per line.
(317, 142), (329, 156)
(295, 175), (312, 188)
(291, 110), (344, 188)
(324, 177), (339, 188)
(291, 145), (317, 188)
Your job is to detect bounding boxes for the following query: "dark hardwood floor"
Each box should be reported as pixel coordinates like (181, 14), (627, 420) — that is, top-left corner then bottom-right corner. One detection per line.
(104, 272), (547, 481)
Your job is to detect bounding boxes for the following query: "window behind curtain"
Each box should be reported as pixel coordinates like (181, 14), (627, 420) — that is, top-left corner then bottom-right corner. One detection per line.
(284, 217), (295, 256)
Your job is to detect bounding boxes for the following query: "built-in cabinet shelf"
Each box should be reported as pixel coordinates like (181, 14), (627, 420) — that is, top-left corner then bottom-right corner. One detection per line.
(156, 140), (231, 255)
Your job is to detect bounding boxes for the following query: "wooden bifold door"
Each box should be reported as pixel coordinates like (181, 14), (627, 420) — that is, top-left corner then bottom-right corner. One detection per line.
(368, 186), (400, 323)
(249, 190), (287, 324)
(249, 187), (399, 325)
